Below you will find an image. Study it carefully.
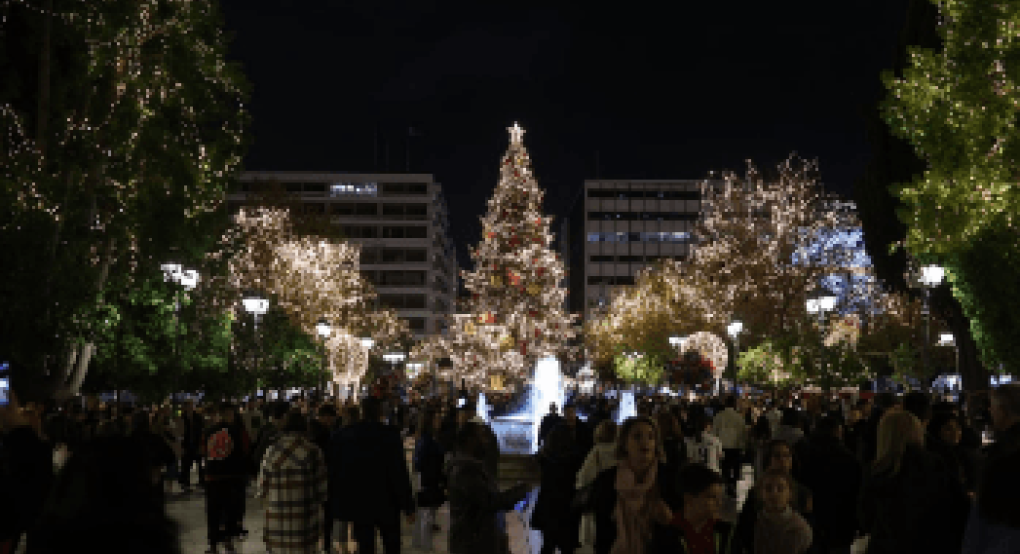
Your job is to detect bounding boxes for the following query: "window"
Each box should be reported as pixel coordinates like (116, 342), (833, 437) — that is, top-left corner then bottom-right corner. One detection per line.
(304, 203), (326, 215)
(381, 183), (429, 196)
(405, 226), (428, 238)
(341, 226), (378, 239)
(590, 255), (614, 262)
(331, 182), (378, 197)
(619, 255), (644, 263)
(286, 183), (304, 192)
(356, 203), (377, 216)
(407, 318), (426, 332)
(305, 183), (326, 192)
(406, 249), (427, 262)
(587, 189), (700, 200)
(378, 294), (426, 309)
(586, 276), (636, 286)
(361, 249), (378, 264)
(375, 270), (426, 286)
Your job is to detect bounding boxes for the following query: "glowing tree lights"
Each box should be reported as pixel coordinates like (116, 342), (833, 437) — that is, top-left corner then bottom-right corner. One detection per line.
(212, 207), (406, 387)
(0, 0), (249, 399)
(417, 124), (575, 385)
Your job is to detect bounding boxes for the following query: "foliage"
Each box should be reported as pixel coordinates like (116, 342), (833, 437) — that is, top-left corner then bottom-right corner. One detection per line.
(737, 341), (792, 388)
(613, 354), (664, 386)
(883, 0), (1020, 256)
(0, 0), (249, 399)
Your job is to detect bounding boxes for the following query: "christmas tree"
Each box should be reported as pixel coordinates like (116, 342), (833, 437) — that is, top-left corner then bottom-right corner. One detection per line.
(453, 123), (575, 384)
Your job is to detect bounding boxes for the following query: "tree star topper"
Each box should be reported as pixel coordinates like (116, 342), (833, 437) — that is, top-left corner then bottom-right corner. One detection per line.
(509, 122), (525, 145)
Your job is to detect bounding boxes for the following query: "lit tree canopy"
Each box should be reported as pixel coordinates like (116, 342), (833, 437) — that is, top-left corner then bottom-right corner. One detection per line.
(211, 207), (406, 385)
(0, 0), (249, 399)
(415, 124), (575, 385)
(883, 0), (1020, 255)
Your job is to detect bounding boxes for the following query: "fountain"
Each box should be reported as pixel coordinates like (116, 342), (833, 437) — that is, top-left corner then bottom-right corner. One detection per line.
(476, 392), (490, 423)
(616, 388), (636, 424)
(490, 356), (564, 454)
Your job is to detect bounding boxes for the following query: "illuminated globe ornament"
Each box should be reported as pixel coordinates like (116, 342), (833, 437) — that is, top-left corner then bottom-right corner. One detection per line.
(682, 331), (728, 380)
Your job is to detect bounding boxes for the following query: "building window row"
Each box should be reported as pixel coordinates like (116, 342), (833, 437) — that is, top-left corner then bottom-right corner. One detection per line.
(587, 276), (636, 286)
(331, 182), (378, 196)
(361, 247), (428, 264)
(588, 211), (698, 222)
(340, 225), (429, 239)
(586, 231), (692, 243)
(378, 293), (428, 310)
(363, 270), (427, 287)
(588, 189), (700, 200)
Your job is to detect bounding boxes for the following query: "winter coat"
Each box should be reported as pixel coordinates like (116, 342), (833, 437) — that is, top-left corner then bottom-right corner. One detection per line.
(531, 450), (584, 544)
(685, 433), (724, 473)
(735, 476), (813, 552)
(204, 422), (248, 480)
(413, 432), (446, 508)
(650, 518), (742, 554)
(539, 413), (561, 446)
(0, 426), (54, 541)
(858, 443), (970, 554)
(797, 435), (861, 548)
(255, 433), (328, 554)
(329, 420), (414, 524)
(447, 452), (529, 554)
(590, 463), (683, 554)
(576, 442), (619, 547)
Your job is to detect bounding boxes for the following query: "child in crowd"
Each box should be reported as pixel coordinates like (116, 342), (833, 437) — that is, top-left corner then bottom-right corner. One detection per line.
(753, 469), (812, 554)
(653, 463), (742, 554)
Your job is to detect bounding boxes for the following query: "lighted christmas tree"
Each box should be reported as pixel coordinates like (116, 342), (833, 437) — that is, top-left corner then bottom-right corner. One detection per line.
(447, 123), (575, 384)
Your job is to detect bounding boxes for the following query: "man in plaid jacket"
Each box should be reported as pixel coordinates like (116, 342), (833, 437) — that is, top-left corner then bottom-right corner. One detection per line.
(256, 410), (329, 554)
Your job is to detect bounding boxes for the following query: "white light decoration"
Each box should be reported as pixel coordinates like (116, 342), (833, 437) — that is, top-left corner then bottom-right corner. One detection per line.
(360, 337), (375, 350)
(939, 332), (955, 346)
(242, 295), (269, 316)
(179, 269), (200, 291)
(316, 319), (331, 339)
(383, 352), (406, 363)
(683, 332), (729, 380)
(920, 264), (945, 287)
(727, 321), (743, 338)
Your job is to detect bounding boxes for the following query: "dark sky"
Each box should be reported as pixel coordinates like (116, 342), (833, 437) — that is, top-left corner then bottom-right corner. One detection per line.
(218, 0), (913, 265)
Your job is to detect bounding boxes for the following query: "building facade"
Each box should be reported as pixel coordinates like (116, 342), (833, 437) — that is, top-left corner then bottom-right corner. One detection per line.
(229, 172), (457, 339)
(574, 179), (710, 322)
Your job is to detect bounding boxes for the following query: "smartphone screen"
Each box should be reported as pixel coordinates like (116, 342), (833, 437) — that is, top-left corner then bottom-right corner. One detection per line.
(0, 377), (9, 407)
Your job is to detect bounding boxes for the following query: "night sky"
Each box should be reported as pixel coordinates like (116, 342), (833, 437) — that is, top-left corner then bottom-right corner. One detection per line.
(218, 0), (913, 266)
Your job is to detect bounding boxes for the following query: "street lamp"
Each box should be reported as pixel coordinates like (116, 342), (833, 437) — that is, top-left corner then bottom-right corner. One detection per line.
(806, 289), (838, 390)
(242, 292), (269, 398)
(316, 319), (331, 401)
(162, 263), (200, 404)
(919, 265), (945, 383)
(727, 321), (743, 395)
(939, 332), (958, 394)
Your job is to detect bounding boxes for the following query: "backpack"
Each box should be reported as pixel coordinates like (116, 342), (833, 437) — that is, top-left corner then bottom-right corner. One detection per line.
(207, 428), (233, 460)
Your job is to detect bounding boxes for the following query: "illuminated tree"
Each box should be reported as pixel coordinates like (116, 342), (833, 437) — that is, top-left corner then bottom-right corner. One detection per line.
(0, 0), (249, 399)
(416, 124), (574, 386)
(209, 207), (406, 387)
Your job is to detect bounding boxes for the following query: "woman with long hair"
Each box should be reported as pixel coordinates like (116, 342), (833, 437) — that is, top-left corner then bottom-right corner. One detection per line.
(588, 416), (679, 554)
(858, 410), (970, 554)
(577, 420), (618, 549)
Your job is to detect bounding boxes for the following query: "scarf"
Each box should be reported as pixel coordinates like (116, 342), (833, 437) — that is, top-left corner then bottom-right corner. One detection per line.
(611, 461), (658, 554)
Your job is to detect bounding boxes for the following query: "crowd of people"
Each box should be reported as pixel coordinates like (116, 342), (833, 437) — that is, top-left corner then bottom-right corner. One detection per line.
(0, 383), (1017, 554)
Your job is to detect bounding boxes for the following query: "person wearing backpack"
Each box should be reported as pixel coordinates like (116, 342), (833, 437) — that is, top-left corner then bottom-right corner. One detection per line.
(203, 403), (248, 554)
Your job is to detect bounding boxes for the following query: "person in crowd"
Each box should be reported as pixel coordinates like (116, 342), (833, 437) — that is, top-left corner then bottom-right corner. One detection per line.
(532, 425), (585, 554)
(577, 420), (618, 549)
(447, 421), (531, 554)
(129, 410), (177, 504)
(656, 411), (687, 481)
(652, 463), (741, 554)
(0, 391), (55, 554)
(859, 392), (899, 465)
(588, 398), (613, 435)
(309, 404), (339, 552)
(25, 435), (181, 554)
(773, 408), (805, 450)
(331, 404), (360, 554)
(842, 406), (865, 458)
(736, 439), (813, 550)
(180, 399), (206, 493)
(983, 383), (1020, 467)
(858, 409), (970, 554)
(713, 395), (747, 497)
(927, 411), (979, 497)
(330, 397), (413, 554)
(902, 392), (933, 429)
(684, 410), (723, 473)
(798, 416), (861, 554)
(588, 416), (679, 554)
(750, 410), (772, 478)
(539, 402), (562, 448)
(255, 410), (329, 554)
(203, 403), (248, 554)
(753, 468), (813, 554)
(411, 408), (446, 551)
(224, 403), (253, 539)
(961, 446), (1020, 554)
(557, 403), (594, 456)
(254, 402), (289, 475)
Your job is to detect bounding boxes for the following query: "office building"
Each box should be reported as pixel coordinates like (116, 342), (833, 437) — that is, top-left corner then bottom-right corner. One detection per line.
(228, 172), (457, 338)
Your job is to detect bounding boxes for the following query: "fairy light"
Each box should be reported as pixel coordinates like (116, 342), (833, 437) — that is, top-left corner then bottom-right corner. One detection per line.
(413, 123), (576, 386)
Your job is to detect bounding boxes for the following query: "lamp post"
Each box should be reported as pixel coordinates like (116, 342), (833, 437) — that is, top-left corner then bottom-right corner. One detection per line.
(806, 290), (838, 390)
(727, 320), (743, 395)
(316, 319), (331, 402)
(162, 264), (200, 405)
(939, 332), (958, 395)
(669, 336), (687, 395)
(242, 293), (269, 398)
(920, 265), (945, 384)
